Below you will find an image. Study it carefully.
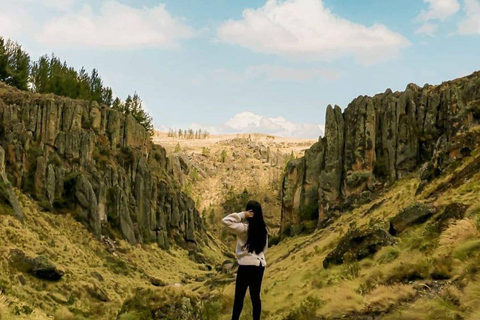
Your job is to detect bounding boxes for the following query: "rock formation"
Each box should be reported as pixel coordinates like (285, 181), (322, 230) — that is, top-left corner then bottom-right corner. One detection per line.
(281, 71), (480, 235)
(0, 83), (204, 248)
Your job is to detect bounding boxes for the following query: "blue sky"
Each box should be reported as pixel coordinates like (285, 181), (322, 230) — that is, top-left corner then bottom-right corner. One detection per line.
(1, 0), (479, 138)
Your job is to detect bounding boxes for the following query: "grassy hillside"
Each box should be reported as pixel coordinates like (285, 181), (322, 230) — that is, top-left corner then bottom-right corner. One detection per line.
(153, 132), (314, 239)
(219, 128), (480, 319)
(0, 190), (227, 320)
(1, 130), (480, 319)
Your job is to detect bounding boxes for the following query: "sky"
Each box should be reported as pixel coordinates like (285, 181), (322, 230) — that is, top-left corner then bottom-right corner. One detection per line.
(0, 0), (479, 138)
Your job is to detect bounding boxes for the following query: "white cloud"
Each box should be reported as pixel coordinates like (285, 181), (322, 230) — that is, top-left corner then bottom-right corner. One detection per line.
(415, 22), (439, 35)
(16, 0), (74, 11)
(0, 13), (22, 39)
(0, 0), (74, 39)
(246, 64), (340, 81)
(216, 0), (410, 65)
(416, 0), (460, 35)
(458, 0), (480, 35)
(0, 1), (32, 39)
(37, 1), (194, 48)
(417, 0), (460, 21)
(211, 64), (341, 83)
(179, 112), (324, 139)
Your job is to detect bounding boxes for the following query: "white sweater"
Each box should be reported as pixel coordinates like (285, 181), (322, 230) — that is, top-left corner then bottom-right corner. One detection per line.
(222, 212), (267, 267)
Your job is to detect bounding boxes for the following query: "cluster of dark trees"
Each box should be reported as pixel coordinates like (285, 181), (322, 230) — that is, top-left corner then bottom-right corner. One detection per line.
(0, 37), (153, 135)
(167, 128), (210, 139)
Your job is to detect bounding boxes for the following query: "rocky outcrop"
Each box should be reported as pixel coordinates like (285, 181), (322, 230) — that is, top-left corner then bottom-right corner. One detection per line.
(0, 83), (204, 247)
(9, 249), (64, 281)
(416, 128), (480, 195)
(432, 202), (468, 232)
(0, 145), (24, 221)
(389, 203), (436, 235)
(281, 71), (480, 235)
(323, 228), (396, 268)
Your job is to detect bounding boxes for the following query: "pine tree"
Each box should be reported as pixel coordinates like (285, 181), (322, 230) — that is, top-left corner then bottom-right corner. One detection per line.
(77, 67), (91, 100)
(0, 38), (7, 82)
(102, 87), (113, 106)
(0, 38), (30, 90)
(89, 69), (103, 103)
(1, 37), (155, 138)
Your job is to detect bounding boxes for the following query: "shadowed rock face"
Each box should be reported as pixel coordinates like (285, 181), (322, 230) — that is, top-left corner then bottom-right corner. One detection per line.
(9, 249), (64, 281)
(281, 71), (480, 234)
(0, 83), (204, 248)
(323, 228), (396, 268)
(389, 203), (436, 236)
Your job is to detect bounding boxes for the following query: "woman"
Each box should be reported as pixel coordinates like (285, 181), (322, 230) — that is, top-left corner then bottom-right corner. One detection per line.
(222, 200), (268, 320)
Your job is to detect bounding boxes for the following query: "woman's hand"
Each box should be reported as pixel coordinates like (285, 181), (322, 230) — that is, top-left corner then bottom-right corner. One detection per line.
(244, 210), (254, 219)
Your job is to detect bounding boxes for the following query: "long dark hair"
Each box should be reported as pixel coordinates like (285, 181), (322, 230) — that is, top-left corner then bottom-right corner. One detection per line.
(244, 200), (267, 254)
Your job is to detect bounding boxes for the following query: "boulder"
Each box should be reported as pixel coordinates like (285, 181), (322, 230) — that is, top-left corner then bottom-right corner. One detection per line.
(91, 271), (104, 282)
(87, 285), (109, 302)
(150, 277), (167, 287)
(389, 203), (435, 235)
(433, 202), (468, 232)
(9, 249), (64, 281)
(323, 228), (396, 268)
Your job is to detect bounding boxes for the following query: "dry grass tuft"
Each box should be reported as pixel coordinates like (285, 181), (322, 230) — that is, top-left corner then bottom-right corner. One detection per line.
(318, 283), (363, 318)
(461, 280), (480, 313)
(383, 297), (463, 320)
(439, 219), (479, 249)
(53, 307), (74, 320)
(364, 284), (416, 313)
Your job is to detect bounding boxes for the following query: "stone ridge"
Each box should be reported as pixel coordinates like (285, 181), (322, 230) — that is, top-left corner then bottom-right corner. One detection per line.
(280, 71), (480, 235)
(0, 83), (204, 248)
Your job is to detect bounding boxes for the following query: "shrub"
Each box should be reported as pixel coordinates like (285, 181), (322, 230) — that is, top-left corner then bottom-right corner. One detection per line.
(375, 246), (400, 264)
(384, 257), (430, 283)
(221, 150), (227, 163)
(201, 298), (222, 320)
(283, 296), (323, 320)
(104, 255), (129, 276)
(202, 147), (210, 157)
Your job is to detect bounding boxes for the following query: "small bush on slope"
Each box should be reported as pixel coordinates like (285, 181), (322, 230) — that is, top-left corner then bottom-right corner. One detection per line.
(374, 246), (400, 264)
(283, 296), (323, 320)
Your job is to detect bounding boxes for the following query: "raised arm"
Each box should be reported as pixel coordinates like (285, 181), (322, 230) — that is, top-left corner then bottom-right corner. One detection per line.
(264, 234), (268, 254)
(222, 212), (247, 235)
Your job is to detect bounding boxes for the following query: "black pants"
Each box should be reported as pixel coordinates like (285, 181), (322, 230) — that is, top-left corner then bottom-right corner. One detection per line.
(232, 264), (265, 320)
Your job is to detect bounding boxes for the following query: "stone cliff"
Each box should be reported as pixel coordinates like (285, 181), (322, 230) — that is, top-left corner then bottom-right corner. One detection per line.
(0, 83), (204, 248)
(281, 71), (480, 236)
